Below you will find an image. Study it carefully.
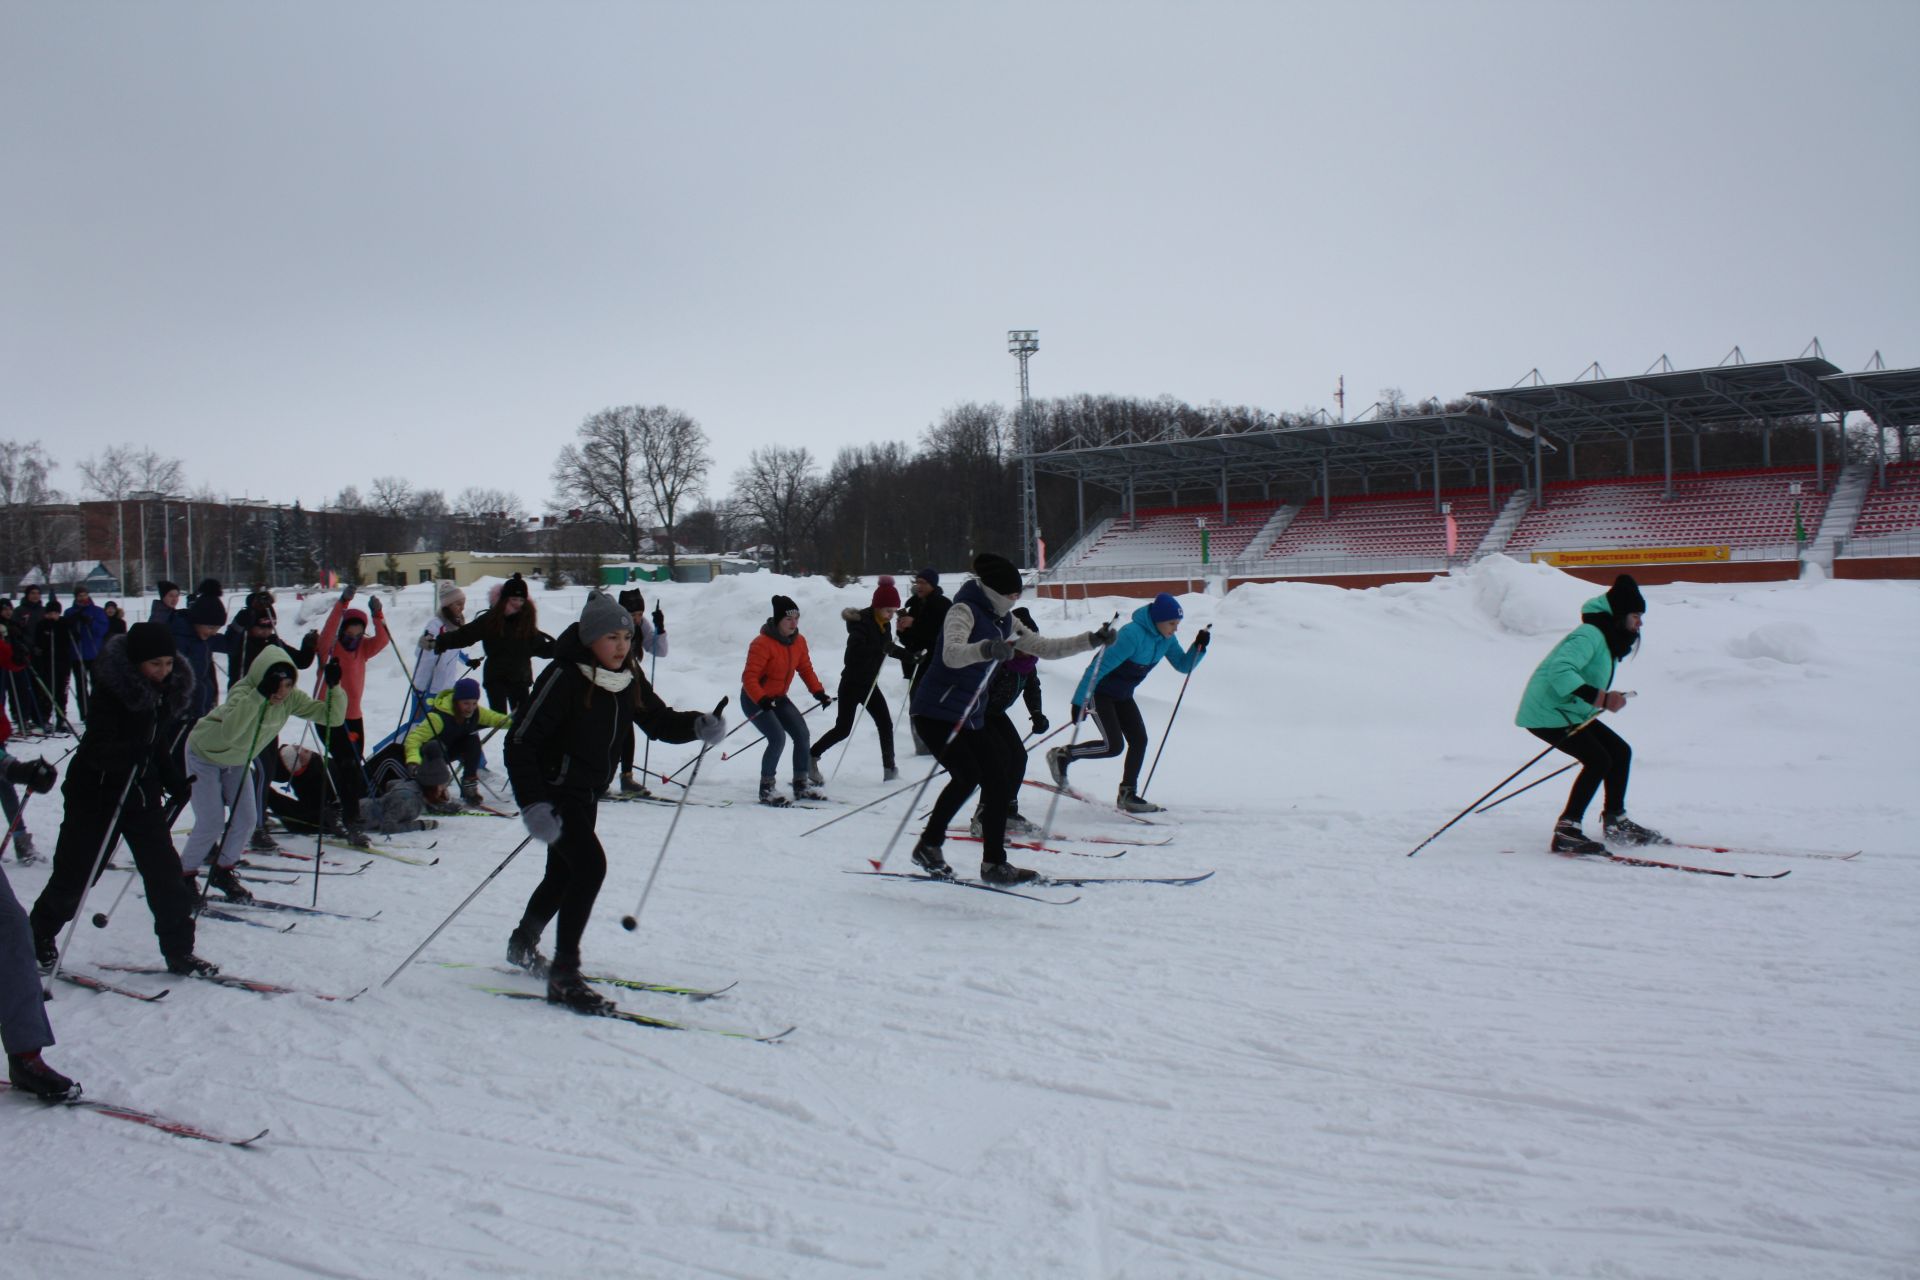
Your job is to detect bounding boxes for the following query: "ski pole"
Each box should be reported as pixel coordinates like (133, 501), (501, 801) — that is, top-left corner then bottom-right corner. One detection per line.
(381, 834), (536, 988)
(1039, 616), (1120, 843)
(1405, 711), (1606, 858)
(870, 658), (1003, 873)
(1474, 762), (1577, 815)
(799, 768), (945, 838)
(826, 669), (884, 786)
(1138, 627), (1208, 801)
(46, 768), (138, 991)
(720, 697), (828, 763)
(658, 708), (760, 784)
(620, 698), (726, 933)
(640, 641), (660, 779)
(0, 791), (33, 859)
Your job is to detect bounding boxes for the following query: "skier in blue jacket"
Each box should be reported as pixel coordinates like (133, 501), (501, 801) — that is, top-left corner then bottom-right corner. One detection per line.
(1050, 592), (1208, 814)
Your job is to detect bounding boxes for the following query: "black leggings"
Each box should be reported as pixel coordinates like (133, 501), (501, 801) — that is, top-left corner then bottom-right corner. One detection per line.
(809, 680), (895, 769)
(914, 715), (1014, 863)
(1063, 693), (1149, 791)
(1528, 720), (1632, 824)
(983, 710), (1030, 814)
(485, 680), (529, 717)
(517, 793), (605, 963)
(31, 787), (195, 961)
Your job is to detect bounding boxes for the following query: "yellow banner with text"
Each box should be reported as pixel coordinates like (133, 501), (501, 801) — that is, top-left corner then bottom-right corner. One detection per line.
(1530, 546), (1732, 567)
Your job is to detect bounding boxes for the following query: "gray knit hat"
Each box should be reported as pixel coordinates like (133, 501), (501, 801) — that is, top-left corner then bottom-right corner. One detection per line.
(579, 590), (634, 643)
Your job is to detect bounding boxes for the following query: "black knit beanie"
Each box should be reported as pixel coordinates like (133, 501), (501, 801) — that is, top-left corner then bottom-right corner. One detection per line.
(126, 621), (177, 664)
(499, 573), (529, 601)
(771, 594), (799, 619)
(618, 588), (645, 613)
(972, 554), (1022, 596)
(186, 594), (228, 627)
(1606, 574), (1647, 617)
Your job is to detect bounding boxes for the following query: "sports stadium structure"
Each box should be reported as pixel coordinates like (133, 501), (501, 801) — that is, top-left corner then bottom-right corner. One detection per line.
(1029, 350), (1920, 597)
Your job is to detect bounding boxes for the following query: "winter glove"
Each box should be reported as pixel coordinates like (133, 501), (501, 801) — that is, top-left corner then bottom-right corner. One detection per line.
(322, 658), (343, 687)
(1030, 712), (1050, 735)
(466, 656), (483, 670)
(1090, 622), (1118, 647)
(1070, 703), (1086, 725)
(694, 709), (726, 746)
(3, 757), (56, 795)
(813, 689), (833, 709)
(368, 595), (383, 617)
(1191, 628), (1210, 653)
(521, 801), (562, 844)
(652, 607), (665, 636)
(340, 585), (356, 606)
(758, 694), (787, 712)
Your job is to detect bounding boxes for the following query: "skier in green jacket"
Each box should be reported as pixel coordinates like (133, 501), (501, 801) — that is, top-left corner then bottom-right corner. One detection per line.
(1514, 574), (1661, 855)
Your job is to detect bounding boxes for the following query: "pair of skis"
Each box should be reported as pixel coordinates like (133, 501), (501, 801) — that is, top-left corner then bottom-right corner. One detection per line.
(846, 867), (1215, 904)
(2, 1081), (267, 1147)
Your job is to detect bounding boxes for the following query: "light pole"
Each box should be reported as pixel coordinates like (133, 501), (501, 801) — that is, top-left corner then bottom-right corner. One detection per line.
(1008, 329), (1040, 570)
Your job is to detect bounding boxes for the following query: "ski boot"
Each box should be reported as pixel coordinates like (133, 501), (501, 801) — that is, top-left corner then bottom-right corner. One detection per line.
(805, 757), (826, 787)
(1117, 787), (1164, 815)
(6, 1051), (79, 1102)
(207, 863), (254, 904)
(546, 957), (614, 1015)
(164, 952), (221, 978)
(343, 826), (373, 851)
(248, 827), (282, 854)
(12, 831), (36, 862)
(910, 840), (953, 879)
(883, 765), (900, 783)
(980, 861), (1040, 886)
(459, 783), (484, 809)
(32, 932), (57, 975)
(1603, 813), (1665, 847)
(792, 779), (828, 802)
(758, 778), (791, 808)
(1004, 811), (1039, 836)
(618, 772), (650, 798)
(1046, 747), (1070, 787)
(506, 924), (550, 978)
(1551, 820), (1607, 856)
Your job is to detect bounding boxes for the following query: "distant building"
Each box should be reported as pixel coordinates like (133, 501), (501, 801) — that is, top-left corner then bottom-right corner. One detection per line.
(16, 561), (121, 594)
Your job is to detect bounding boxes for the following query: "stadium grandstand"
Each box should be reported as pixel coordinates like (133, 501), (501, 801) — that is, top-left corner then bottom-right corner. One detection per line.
(1029, 347), (1920, 598)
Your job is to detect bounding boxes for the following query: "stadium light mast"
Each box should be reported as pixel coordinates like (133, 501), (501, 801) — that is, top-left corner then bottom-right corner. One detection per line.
(1009, 329), (1040, 569)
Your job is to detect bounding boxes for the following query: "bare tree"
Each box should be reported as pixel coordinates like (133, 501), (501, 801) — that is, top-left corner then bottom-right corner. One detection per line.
(632, 407), (710, 571)
(0, 440), (78, 581)
(551, 407), (649, 559)
(79, 444), (186, 587)
(369, 475), (414, 519)
(453, 486), (529, 551)
(731, 446), (834, 575)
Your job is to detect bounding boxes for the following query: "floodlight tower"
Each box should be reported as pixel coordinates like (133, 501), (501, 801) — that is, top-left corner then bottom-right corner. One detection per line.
(1009, 329), (1040, 568)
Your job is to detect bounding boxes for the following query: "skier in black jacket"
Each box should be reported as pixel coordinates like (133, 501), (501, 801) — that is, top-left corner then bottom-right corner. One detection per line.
(895, 568), (948, 755)
(432, 573), (555, 714)
(29, 622), (214, 976)
(807, 577), (908, 784)
(504, 592), (726, 1013)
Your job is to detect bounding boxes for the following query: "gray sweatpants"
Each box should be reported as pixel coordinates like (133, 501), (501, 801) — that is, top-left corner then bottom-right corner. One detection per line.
(0, 859), (54, 1055)
(181, 747), (256, 873)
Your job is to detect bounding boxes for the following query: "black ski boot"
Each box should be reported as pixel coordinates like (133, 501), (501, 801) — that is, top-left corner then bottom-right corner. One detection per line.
(1551, 820), (1607, 856)
(883, 765), (900, 782)
(1603, 813), (1665, 847)
(13, 831), (37, 862)
(7, 1051), (79, 1102)
(165, 952), (220, 977)
(207, 863), (254, 904)
(1046, 747), (1070, 787)
(910, 840), (954, 879)
(980, 861), (1040, 885)
(546, 956), (613, 1015)
(248, 827), (281, 854)
(792, 778), (828, 802)
(506, 924), (550, 978)
(32, 932), (57, 975)
(1116, 787), (1164, 815)
(758, 778), (791, 807)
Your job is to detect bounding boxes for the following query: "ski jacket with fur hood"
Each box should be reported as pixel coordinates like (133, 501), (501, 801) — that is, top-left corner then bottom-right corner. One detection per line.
(66, 634), (199, 812)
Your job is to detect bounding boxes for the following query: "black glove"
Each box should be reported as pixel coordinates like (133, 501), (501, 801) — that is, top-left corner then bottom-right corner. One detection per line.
(1091, 622), (1118, 647)
(1030, 712), (1050, 735)
(813, 689), (833, 709)
(1192, 628), (1210, 652)
(758, 694), (787, 712)
(466, 656), (483, 670)
(340, 585), (356, 606)
(984, 638), (1016, 661)
(652, 607), (665, 635)
(3, 757), (56, 795)
(1070, 702), (1086, 725)
(323, 658), (343, 687)
(368, 595), (383, 616)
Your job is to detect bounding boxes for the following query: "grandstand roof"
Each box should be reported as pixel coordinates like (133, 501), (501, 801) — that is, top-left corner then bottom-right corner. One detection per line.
(1023, 411), (1536, 489)
(1470, 357), (1847, 441)
(1822, 366), (1920, 429)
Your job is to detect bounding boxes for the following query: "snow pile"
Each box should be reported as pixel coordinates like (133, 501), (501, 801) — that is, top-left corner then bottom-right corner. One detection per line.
(3, 562), (1915, 1279)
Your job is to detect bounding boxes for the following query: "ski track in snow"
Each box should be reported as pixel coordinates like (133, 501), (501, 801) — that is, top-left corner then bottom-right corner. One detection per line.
(3, 563), (1916, 1278)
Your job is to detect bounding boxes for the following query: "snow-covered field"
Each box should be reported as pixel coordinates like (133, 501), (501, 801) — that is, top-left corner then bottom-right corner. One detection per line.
(4, 560), (1916, 1279)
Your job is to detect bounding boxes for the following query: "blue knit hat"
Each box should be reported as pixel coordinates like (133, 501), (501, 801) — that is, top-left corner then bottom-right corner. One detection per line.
(1148, 593), (1183, 624)
(915, 567), (939, 587)
(453, 678), (481, 702)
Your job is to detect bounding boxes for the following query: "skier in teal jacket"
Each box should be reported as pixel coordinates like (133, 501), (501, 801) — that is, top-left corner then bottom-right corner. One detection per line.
(1515, 574), (1661, 854)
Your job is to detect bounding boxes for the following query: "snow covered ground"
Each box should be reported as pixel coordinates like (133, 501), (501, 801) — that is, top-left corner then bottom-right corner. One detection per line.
(4, 559), (1915, 1279)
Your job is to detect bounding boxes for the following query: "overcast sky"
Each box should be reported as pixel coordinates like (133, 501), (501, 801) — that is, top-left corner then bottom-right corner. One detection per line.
(3, 0), (1915, 515)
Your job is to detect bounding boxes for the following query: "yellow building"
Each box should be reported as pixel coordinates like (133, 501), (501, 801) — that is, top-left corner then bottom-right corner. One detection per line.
(355, 550), (601, 588)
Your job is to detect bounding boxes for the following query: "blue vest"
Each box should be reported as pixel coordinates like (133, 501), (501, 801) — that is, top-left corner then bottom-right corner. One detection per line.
(910, 580), (1010, 730)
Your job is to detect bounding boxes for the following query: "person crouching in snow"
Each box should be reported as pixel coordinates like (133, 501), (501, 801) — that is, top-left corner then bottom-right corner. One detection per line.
(504, 591), (726, 1013)
(1515, 574), (1660, 855)
(740, 594), (832, 806)
(909, 555), (1114, 884)
(1051, 592), (1207, 815)
(405, 677), (509, 810)
(611, 588), (668, 797)
(180, 648), (346, 904)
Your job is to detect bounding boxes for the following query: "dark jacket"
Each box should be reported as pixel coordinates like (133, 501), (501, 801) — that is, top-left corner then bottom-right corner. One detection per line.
(986, 655), (1044, 720)
(435, 608), (555, 691)
(505, 623), (699, 807)
(897, 587), (950, 664)
(65, 634), (197, 813)
(168, 609), (233, 719)
(835, 606), (908, 695)
(227, 613), (317, 685)
(60, 602), (111, 661)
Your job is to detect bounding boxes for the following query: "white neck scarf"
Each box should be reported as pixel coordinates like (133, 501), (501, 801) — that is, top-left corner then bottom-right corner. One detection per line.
(577, 663), (634, 693)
